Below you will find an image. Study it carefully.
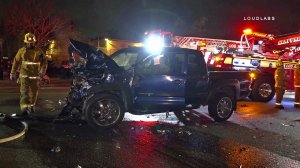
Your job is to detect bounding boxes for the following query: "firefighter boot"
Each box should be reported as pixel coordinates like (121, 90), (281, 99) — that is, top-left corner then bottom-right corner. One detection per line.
(275, 87), (285, 109)
(30, 105), (36, 114)
(9, 107), (31, 120)
(295, 87), (300, 108)
(274, 104), (284, 109)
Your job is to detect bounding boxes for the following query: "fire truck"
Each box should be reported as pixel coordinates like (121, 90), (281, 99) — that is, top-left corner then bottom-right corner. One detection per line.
(144, 30), (245, 62)
(202, 29), (300, 102)
(145, 29), (300, 102)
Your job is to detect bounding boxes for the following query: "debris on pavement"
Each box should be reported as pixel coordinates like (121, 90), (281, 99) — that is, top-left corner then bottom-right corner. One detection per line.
(185, 130), (192, 136)
(0, 113), (5, 122)
(58, 99), (66, 106)
(239, 147), (247, 152)
(156, 129), (171, 135)
(151, 124), (194, 138)
(201, 124), (208, 128)
(281, 123), (295, 127)
(51, 146), (61, 153)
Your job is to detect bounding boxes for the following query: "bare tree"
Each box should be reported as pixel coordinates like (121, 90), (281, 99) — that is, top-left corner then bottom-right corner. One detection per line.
(3, 0), (76, 48)
(190, 17), (208, 36)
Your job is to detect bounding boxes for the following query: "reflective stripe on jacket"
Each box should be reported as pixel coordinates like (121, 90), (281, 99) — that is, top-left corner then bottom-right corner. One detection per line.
(11, 47), (48, 77)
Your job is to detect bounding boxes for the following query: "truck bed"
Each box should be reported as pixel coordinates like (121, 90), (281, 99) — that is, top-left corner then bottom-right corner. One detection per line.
(208, 70), (251, 99)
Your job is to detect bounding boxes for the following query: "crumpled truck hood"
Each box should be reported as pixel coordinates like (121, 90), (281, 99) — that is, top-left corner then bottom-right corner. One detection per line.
(68, 38), (120, 71)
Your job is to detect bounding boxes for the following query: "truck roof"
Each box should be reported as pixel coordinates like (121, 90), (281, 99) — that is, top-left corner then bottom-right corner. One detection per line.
(113, 46), (202, 54)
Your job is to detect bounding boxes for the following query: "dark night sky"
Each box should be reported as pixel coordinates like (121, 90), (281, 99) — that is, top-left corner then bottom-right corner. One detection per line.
(1, 0), (300, 41)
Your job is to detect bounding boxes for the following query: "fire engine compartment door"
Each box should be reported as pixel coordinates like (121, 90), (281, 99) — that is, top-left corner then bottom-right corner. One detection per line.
(133, 51), (186, 111)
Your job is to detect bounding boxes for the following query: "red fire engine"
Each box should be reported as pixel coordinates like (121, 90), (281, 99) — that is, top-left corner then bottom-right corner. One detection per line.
(145, 29), (300, 102)
(204, 29), (300, 102)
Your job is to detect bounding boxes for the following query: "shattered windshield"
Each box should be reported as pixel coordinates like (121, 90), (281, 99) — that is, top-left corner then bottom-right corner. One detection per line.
(112, 52), (138, 70)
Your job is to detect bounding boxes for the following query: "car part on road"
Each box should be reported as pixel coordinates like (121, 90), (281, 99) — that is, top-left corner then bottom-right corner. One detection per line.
(173, 110), (194, 125)
(0, 113), (28, 144)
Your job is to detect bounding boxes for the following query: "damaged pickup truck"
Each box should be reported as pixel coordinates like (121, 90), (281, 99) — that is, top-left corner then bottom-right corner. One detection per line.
(60, 39), (251, 129)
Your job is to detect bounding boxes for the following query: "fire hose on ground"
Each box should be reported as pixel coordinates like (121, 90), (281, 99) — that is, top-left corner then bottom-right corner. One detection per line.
(0, 113), (28, 144)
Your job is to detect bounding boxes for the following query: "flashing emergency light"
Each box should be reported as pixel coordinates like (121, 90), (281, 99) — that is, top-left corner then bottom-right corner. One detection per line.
(215, 56), (221, 61)
(243, 28), (253, 35)
(144, 35), (164, 54)
(238, 48), (244, 52)
(249, 72), (255, 79)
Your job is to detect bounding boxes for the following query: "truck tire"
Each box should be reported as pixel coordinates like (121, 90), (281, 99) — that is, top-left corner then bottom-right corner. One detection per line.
(85, 94), (125, 129)
(208, 93), (234, 122)
(249, 78), (275, 102)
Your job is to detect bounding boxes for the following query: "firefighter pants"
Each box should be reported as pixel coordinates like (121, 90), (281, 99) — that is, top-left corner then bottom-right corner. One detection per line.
(295, 87), (300, 105)
(275, 87), (285, 105)
(19, 77), (40, 113)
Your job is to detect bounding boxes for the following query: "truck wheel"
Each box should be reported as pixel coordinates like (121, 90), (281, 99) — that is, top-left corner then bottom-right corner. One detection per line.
(249, 78), (275, 102)
(208, 93), (234, 122)
(85, 94), (125, 129)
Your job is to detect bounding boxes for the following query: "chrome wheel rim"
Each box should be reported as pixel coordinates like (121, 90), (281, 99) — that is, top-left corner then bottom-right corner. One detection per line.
(258, 83), (272, 98)
(91, 99), (121, 126)
(217, 97), (233, 119)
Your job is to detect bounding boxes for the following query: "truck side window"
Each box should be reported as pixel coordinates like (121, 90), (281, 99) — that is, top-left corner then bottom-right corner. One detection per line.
(188, 53), (207, 76)
(138, 54), (171, 75)
(169, 52), (185, 74)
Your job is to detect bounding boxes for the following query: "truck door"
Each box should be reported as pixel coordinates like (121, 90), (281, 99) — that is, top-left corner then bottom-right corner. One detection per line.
(186, 51), (209, 104)
(133, 51), (186, 111)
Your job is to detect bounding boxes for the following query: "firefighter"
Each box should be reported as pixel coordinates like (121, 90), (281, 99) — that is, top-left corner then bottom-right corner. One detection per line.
(274, 59), (286, 109)
(294, 60), (300, 108)
(9, 33), (48, 119)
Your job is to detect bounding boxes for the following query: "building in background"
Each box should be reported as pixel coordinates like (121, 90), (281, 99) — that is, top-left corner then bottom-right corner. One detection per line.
(46, 39), (70, 67)
(90, 38), (142, 56)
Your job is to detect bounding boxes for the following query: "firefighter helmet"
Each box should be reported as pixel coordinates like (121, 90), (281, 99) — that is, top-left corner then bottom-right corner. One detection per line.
(24, 33), (36, 44)
(276, 59), (283, 67)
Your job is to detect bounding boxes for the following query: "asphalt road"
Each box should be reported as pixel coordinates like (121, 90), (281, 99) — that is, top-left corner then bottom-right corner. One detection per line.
(1, 85), (300, 168)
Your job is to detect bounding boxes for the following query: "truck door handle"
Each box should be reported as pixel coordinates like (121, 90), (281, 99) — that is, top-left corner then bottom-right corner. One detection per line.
(172, 79), (183, 85)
